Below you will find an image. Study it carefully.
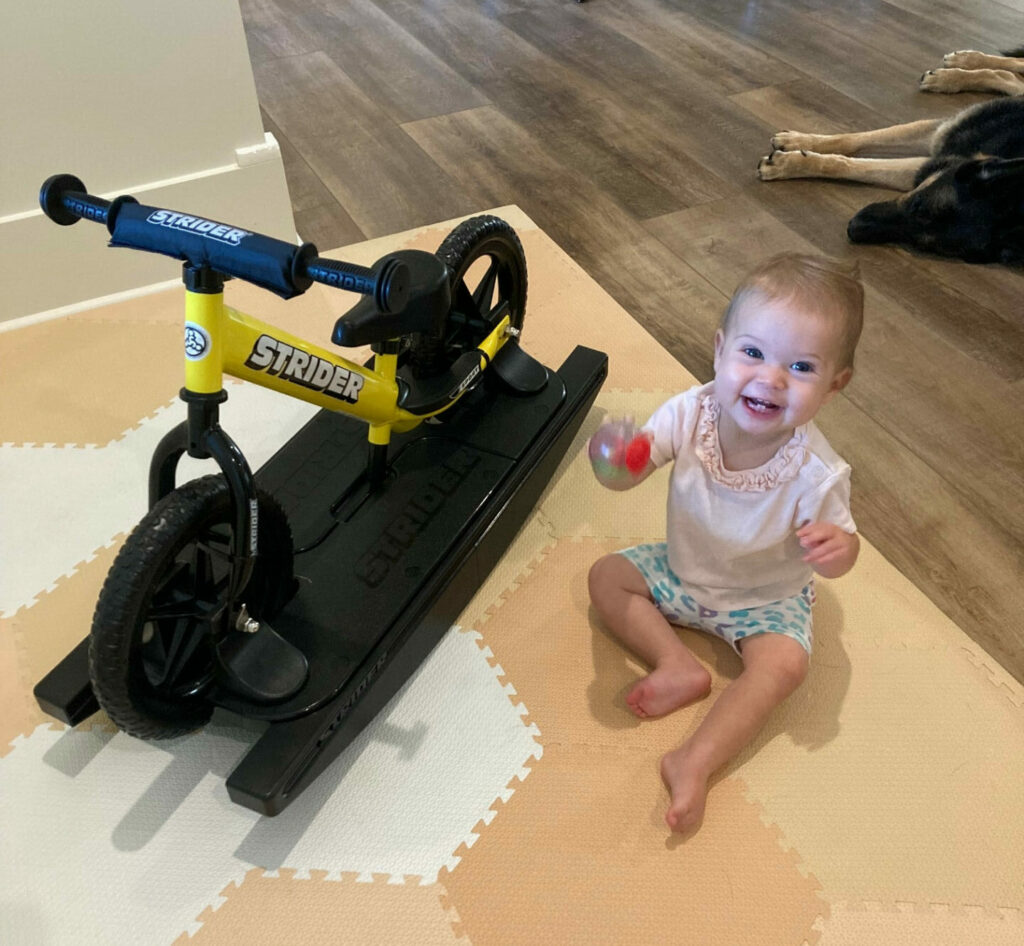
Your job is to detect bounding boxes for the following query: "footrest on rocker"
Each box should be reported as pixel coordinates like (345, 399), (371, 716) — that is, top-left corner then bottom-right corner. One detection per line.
(491, 341), (549, 394)
(217, 621), (309, 703)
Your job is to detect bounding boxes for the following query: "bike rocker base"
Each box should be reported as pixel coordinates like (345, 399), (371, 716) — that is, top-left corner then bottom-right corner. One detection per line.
(33, 344), (607, 816)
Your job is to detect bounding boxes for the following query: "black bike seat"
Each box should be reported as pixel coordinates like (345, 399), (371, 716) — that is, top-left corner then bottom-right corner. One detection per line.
(332, 250), (450, 347)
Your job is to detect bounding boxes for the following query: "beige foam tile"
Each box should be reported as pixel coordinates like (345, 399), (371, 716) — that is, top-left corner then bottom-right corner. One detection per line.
(177, 869), (465, 945)
(517, 230), (697, 391)
(1, 541), (121, 751)
(441, 743), (826, 946)
(738, 615), (1024, 908)
(0, 319), (182, 446)
(475, 535), (744, 755)
(0, 614), (36, 753)
(815, 901), (1024, 946)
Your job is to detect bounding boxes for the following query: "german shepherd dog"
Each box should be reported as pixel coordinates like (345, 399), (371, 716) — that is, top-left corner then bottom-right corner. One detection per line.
(757, 49), (1024, 264)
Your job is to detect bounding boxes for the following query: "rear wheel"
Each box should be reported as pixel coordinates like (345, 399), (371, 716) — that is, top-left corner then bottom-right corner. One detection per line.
(407, 215), (527, 377)
(88, 475), (294, 739)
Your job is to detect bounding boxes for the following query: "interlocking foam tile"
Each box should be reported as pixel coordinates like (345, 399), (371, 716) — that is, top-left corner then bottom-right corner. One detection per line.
(0, 388), (321, 617)
(0, 318), (182, 446)
(475, 535), (744, 755)
(456, 513), (558, 631)
(815, 902), (1024, 945)
(5, 209), (1023, 945)
(1, 542), (121, 752)
(176, 870), (466, 945)
(0, 627), (538, 944)
(441, 744), (826, 946)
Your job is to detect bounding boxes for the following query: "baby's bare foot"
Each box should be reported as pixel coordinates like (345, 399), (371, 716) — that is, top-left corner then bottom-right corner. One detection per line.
(626, 662), (710, 718)
(660, 748), (709, 833)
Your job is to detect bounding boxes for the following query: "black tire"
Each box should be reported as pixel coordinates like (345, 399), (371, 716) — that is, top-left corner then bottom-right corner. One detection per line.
(89, 474), (294, 739)
(407, 215), (527, 377)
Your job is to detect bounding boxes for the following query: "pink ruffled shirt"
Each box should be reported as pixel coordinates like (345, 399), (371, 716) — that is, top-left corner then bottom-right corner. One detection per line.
(643, 382), (856, 611)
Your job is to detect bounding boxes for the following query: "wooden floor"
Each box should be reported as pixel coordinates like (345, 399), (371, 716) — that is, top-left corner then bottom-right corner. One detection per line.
(239, 0), (1024, 682)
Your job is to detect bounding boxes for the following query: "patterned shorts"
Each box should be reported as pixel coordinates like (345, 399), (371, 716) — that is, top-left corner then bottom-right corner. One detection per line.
(618, 543), (815, 656)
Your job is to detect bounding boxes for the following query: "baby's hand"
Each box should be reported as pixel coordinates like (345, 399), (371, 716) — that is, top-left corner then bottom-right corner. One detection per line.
(797, 522), (859, 577)
(589, 416), (653, 490)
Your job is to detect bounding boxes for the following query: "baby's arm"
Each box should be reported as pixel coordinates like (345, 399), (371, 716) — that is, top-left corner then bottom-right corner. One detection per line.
(797, 522), (859, 578)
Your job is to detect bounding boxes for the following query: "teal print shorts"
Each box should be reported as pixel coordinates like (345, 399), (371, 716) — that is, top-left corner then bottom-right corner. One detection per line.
(618, 543), (814, 656)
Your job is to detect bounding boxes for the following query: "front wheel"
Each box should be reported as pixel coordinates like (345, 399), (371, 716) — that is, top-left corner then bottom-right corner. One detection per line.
(407, 215), (528, 377)
(88, 475), (294, 739)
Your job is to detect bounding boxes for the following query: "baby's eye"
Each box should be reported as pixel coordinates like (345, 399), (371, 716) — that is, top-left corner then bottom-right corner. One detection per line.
(742, 347), (763, 360)
(791, 361), (815, 373)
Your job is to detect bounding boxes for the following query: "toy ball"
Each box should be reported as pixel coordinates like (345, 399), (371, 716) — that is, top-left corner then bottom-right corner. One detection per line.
(588, 416), (652, 488)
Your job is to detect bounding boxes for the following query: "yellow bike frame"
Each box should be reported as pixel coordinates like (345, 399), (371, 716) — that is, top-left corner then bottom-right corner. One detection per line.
(182, 287), (512, 448)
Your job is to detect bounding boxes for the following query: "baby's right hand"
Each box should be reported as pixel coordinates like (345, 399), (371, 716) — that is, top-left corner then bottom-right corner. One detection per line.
(589, 416), (652, 489)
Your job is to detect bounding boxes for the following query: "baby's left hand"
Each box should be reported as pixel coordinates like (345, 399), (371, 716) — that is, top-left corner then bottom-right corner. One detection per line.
(797, 522), (859, 577)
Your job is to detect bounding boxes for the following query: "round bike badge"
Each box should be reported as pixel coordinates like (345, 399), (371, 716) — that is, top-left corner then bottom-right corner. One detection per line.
(184, 322), (211, 360)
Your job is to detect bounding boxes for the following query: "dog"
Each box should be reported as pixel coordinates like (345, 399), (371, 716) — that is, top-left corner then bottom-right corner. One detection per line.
(757, 49), (1024, 264)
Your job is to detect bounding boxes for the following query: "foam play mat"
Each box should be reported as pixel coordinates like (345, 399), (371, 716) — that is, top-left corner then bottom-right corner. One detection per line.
(2, 210), (1022, 945)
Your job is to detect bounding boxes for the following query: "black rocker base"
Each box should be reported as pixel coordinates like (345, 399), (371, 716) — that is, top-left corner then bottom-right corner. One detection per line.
(33, 345), (607, 816)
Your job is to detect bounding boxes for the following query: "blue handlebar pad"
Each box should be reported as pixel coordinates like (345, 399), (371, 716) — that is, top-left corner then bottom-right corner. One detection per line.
(109, 202), (308, 298)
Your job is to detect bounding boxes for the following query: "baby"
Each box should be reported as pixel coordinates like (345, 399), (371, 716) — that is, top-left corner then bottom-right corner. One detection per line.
(588, 253), (863, 833)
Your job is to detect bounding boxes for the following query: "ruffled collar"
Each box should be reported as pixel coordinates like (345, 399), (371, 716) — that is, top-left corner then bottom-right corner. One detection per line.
(695, 392), (807, 491)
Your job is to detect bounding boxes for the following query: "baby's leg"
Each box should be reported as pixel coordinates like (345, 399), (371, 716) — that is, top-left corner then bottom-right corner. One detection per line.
(588, 554), (711, 718)
(661, 633), (808, 833)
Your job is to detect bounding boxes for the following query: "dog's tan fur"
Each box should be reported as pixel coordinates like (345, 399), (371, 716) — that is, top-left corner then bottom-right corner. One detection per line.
(758, 50), (1024, 187)
(921, 49), (1024, 97)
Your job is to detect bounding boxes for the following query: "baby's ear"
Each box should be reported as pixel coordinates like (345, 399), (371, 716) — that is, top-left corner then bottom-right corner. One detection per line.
(713, 329), (724, 368)
(830, 366), (853, 393)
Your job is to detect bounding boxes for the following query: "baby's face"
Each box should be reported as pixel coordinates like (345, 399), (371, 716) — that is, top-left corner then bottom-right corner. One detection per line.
(713, 292), (851, 437)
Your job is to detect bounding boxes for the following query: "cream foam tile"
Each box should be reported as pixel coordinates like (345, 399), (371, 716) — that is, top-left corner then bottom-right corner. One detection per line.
(0, 626), (539, 945)
(0, 381), (319, 616)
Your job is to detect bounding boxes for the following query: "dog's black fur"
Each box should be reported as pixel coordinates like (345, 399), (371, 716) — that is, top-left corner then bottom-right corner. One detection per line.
(848, 98), (1024, 264)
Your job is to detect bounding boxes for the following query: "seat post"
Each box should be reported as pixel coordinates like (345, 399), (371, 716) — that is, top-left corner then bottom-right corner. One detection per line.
(367, 338), (401, 491)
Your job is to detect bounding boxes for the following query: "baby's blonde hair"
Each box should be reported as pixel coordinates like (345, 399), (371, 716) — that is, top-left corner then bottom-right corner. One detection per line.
(722, 254), (864, 368)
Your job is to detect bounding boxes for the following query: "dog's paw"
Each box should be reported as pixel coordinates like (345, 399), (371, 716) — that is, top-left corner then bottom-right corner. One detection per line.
(921, 67), (966, 93)
(943, 49), (987, 69)
(758, 150), (805, 181)
(771, 131), (806, 151)
(771, 130), (833, 153)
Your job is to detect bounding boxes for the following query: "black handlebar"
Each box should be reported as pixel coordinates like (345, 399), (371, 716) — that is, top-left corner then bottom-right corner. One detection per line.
(39, 174), (409, 310)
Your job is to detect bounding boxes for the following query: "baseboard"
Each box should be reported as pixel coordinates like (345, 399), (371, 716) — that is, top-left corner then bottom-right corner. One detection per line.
(2, 135), (298, 322)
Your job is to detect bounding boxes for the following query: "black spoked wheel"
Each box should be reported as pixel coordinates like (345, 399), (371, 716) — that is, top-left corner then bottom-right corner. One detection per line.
(88, 474), (294, 739)
(407, 215), (528, 377)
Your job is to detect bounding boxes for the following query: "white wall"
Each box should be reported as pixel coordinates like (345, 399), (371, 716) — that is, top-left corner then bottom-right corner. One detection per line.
(1, 0), (298, 320)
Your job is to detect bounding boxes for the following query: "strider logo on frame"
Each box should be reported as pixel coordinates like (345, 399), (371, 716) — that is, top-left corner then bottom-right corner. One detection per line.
(184, 322), (210, 360)
(146, 210), (251, 246)
(245, 334), (364, 403)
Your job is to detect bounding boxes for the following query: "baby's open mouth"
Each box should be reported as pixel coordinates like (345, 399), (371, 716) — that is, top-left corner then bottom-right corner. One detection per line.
(743, 396), (781, 413)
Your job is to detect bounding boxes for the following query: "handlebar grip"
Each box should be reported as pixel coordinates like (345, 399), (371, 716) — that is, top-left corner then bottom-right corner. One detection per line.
(39, 174), (136, 233)
(303, 255), (410, 314)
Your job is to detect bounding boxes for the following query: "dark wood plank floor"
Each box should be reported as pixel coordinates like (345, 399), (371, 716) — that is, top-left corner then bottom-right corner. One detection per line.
(239, 0), (1024, 682)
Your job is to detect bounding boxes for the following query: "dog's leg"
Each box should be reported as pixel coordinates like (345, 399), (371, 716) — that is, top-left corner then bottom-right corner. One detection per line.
(920, 67), (1024, 96)
(757, 152), (926, 190)
(941, 50), (1024, 74)
(770, 120), (942, 157)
